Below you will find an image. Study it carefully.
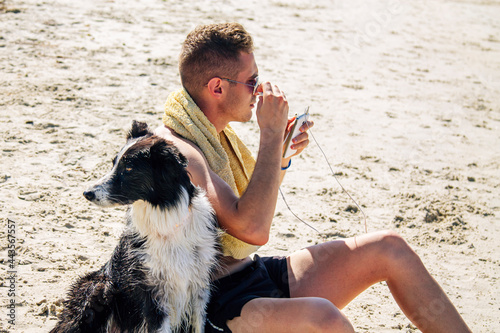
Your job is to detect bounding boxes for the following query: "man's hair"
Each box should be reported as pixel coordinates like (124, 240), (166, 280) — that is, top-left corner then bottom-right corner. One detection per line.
(179, 23), (254, 98)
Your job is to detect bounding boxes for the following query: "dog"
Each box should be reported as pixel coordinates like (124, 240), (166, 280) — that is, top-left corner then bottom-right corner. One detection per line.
(51, 121), (220, 333)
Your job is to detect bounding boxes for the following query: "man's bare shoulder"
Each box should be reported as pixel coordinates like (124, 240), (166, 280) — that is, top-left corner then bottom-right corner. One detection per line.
(154, 125), (203, 159)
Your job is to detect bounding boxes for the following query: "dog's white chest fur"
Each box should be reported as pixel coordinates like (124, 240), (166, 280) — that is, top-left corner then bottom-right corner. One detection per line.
(130, 188), (218, 332)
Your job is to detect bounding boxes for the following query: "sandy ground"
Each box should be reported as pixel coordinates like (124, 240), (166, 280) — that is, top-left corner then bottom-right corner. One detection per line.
(1, 0), (499, 331)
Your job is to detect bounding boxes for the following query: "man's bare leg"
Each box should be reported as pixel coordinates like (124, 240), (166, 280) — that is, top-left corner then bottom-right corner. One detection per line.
(227, 297), (354, 333)
(288, 230), (471, 333)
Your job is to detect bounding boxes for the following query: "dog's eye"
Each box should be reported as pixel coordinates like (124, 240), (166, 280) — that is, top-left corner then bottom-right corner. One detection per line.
(121, 159), (133, 173)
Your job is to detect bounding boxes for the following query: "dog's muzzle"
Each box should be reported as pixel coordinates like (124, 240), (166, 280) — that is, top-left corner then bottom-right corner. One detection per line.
(83, 190), (96, 201)
(83, 178), (118, 207)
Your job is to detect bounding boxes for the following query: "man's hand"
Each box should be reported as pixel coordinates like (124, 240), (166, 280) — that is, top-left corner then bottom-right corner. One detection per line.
(282, 117), (315, 159)
(255, 82), (289, 138)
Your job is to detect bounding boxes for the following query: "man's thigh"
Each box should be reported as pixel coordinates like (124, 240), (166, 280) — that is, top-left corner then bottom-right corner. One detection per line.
(227, 297), (352, 333)
(287, 230), (398, 309)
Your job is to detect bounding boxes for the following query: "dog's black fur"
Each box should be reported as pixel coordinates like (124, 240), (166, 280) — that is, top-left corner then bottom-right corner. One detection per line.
(51, 121), (219, 333)
(51, 233), (162, 332)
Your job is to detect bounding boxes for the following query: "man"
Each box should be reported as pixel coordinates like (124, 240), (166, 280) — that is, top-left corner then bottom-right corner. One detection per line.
(156, 23), (471, 333)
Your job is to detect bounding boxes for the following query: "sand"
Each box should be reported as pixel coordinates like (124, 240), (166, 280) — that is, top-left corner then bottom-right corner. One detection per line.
(1, 0), (499, 332)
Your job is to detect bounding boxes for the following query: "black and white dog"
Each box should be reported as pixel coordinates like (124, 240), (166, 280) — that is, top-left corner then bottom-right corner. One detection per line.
(51, 121), (219, 333)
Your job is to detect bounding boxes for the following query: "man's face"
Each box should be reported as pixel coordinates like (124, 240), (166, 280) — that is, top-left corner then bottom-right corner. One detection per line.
(221, 52), (259, 123)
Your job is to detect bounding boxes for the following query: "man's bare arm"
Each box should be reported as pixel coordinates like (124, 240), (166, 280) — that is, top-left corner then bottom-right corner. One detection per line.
(154, 127), (281, 246)
(156, 85), (312, 246)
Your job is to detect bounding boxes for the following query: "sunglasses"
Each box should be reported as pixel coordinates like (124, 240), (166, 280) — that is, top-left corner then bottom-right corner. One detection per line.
(220, 76), (261, 95)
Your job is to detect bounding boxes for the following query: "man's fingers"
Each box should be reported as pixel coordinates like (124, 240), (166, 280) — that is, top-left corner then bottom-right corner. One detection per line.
(291, 131), (308, 144)
(289, 139), (310, 155)
(262, 81), (273, 94)
(300, 120), (314, 132)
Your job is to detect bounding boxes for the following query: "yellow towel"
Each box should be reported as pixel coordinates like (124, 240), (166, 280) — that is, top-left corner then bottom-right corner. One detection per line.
(163, 88), (259, 259)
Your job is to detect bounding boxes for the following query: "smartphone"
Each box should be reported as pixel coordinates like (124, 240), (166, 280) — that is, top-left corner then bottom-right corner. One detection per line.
(283, 107), (310, 159)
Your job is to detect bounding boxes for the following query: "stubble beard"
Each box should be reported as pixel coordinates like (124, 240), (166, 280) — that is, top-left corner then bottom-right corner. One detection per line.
(224, 94), (254, 123)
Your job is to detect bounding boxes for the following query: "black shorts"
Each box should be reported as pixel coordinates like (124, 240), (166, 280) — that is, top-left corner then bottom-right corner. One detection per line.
(205, 255), (290, 332)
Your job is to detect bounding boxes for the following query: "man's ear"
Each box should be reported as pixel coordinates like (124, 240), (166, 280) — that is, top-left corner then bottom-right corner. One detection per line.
(206, 77), (223, 99)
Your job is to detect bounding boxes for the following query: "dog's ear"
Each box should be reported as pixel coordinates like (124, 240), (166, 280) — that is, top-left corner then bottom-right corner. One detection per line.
(175, 150), (188, 168)
(127, 120), (151, 140)
(171, 145), (188, 168)
(150, 139), (188, 168)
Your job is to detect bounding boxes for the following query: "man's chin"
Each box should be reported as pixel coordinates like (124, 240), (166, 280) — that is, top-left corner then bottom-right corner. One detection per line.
(236, 106), (252, 122)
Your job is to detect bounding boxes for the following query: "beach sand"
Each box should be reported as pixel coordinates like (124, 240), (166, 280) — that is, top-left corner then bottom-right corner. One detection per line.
(1, 0), (499, 331)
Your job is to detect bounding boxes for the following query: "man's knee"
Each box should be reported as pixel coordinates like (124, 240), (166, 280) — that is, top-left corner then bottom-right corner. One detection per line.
(376, 230), (421, 267)
(304, 298), (354, 333)
(378, 230), (412, 252)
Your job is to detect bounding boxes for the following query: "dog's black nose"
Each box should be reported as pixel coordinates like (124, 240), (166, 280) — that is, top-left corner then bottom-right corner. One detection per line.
(83, 190), (95, 201)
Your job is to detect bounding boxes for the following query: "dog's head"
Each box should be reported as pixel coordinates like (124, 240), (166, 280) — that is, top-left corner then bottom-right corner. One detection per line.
(83, 121), (193, 208)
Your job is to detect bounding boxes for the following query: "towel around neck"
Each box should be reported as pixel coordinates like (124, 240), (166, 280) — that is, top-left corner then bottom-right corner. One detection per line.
(163, 88), (260, 259)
